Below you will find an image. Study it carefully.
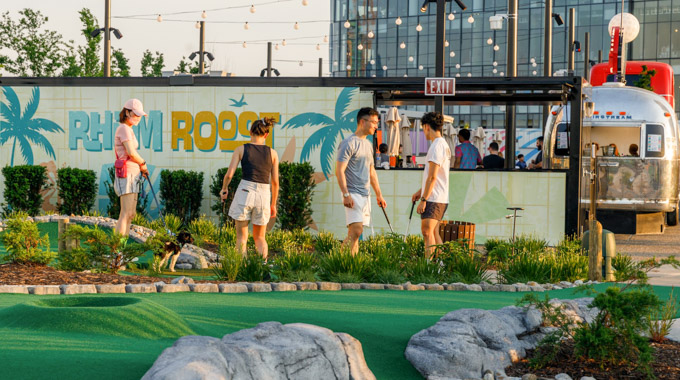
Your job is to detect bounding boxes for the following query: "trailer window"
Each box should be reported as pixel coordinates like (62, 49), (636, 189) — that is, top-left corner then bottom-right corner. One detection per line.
(554, 123), (569, 156)
(645, 124), (665, 158)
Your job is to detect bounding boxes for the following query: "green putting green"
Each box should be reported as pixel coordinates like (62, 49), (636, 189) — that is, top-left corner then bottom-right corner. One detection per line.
(0, 285), (678, 380)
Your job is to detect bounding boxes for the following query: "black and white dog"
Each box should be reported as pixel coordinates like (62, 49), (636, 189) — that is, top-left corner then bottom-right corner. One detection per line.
(155, 231), (194, 272)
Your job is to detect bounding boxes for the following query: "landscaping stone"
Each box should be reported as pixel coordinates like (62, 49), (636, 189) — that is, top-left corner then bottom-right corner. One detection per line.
(529, 285), (545, 292)
(552, 285), (563, 290)
(384, 284), (403, 290)
(521, 375), (538, 380)
(270, 282), (296, 292)
(189, 283), (219, 293)
(294, 282), (318, 291)
(542, 284), (554, 290)
(481, 283), (502, 292)
(171, 276), (194, 285)
(142, 322), (376, 380)
(316, 282), (341, 291)
(405, 298), (596, 380)
(60, 284), (97, 294)
(424, 284), (445, 291)
(246, 283), (272, 292)
(573, 280), (584, 286)
(446, 282), (467, 291)
(466, 284), (483, 291)
(526, 281), (539, 287)
(580, 377), (596, 380)
(126, 283), (157, 293)
(499, 284), (516, 292)
(33, 215), (51, 223)
(515, 284), (531, 292)
(483, 370), (496, 380)
(0, 285), (29, 294)
(218, 283), (248, 293)
(29, 285), (61, 295)
(555, 374), (572, 380)
(341, 283), (361, 290)
(559, 281), (574, 288)
(403, 283), (425, 291)
(96, 284), (126, 294)
(155, 283), (189, 293)
(360, 283), (385, 290)
(174, 263), (192, 270)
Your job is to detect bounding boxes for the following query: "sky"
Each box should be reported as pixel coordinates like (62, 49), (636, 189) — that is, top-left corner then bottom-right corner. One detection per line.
(2, 0), (331, 77)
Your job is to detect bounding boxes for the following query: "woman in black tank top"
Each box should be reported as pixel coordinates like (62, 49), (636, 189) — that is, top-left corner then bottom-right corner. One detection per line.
(220, 118), (280, 260)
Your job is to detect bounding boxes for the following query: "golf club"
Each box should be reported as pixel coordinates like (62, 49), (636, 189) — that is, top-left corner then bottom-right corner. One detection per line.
(144, 173), (172, 235)
(404, 201), (416, 237)
(380, 204), (395, 234)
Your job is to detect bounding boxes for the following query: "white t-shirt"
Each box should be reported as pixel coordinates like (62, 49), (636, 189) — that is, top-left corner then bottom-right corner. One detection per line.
(421, 137), (451, 204)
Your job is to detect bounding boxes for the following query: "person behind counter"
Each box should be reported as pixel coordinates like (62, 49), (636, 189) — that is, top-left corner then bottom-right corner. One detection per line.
(515, 154), (527, 169)
(454, 129), (482, 169)
(528, 136), (543, 169)
(629, 144), (639, 157)
(482, 142), (505, 169)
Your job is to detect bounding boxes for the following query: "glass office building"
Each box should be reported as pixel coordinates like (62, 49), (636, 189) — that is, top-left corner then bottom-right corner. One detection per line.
(329, 0), (680, 128)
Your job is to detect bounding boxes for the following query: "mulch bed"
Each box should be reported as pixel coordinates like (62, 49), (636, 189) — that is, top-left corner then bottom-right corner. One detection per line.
(506, 339), (680, 380)
(0, 263), (222, 285)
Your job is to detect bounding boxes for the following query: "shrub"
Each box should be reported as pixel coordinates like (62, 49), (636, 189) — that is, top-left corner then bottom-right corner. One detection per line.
(438, 243), (491, 284)
(549, 251), (588, 283)
(486, 242), (513, 265)
(266, 229), (295, 256)
(556, 234), (582, 256)
(56, 167), (98, 215)
(613, 254), (637, 281)
(149, 214), (182, 235)
(364, 235), (408, 284)
(514, 235), (548, 253)
(273, 250), (318, 282)
(104, 167), (149, 218)
(406, 257), (444, 284)
(209, 167), (242, 226)
(314, 231), (340, 255)
(0, 212), (54, 264)
(215, 225), (237, 248)
(236, 252), (270, 282)
(498, 250), (553, 284)
(159, 169), (204, 226)
(147, 255), (164, 277)
(277, 162), (316, 231)
(62, 224), (147, 273)
(483, 238), (504, 255)
(212, 245), (243, 282)
(1, 165), (49, 216)
(56, 247), (91, 271)
(131, 213), (151, 228)
(187, 216), (218, 247)
(648, 287), (678, 343)
(319, 247), (371, 282)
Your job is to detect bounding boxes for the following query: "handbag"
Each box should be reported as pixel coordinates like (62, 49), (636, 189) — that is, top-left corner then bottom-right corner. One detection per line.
(114, 149), (128, 178)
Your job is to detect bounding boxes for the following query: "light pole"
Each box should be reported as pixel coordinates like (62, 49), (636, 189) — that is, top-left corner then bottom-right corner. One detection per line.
(91, 0), (123, 77)
(568, 8), (576, 75)
(420, 0), (468, 114)
(542, 7), (563, 127)
(189, 21), (214, 74)
(504, 0), (518, 168)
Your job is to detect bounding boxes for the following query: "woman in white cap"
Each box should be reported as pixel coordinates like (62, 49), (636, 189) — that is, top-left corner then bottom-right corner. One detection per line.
(114, 98), (149, 236)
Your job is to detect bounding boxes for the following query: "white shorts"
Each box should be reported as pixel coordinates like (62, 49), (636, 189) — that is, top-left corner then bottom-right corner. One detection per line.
(344, 193), (371, 226)
(114, 172), (142, 196)
(228, 180), (271, 226)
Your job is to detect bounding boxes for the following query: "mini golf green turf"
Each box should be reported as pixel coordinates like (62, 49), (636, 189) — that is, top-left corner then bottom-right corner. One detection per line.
(0, 285), (678, 380)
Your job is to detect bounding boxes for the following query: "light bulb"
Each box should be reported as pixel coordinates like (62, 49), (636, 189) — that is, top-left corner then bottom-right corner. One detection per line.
(467, 73), (472, 77)
(456, 73), (460, 77)
(493, 45), (500, 51)
(449, 51), (455, 57)
(448, 12), (455, 21)
(368, 30), (374, 38)
(445, 40), (449, 47)
(299, 61), (304, 66)
(156, 14), (162, 23)
(333, 61), (338, 66)
(346, 65), (352, 70)
(395, 16), (402, 26)
(382, 65), (388, 71)
(282, 39), (287, 46)
(500, 72), (504, 76)
(493, 61), (498, 66)
(202, 10), (207, 19)
(400, 41), (406, 49)
(344, 20), (351, 28)
(323, 35), (329, 43)
(404, 74), (408, 77)
(250, 5), (256, 13)
(294, 22), (300, 30)
(532, 62), (537, 67)
(275, 43), (280, 50)
(370, 59), (375, 65)
(419, 65), (424, 70)
(455, 63), (461, 69)
(372, 74), (376, 77)
(244, 22), (249, 30)
(408, 56), (414, 62)
(242, 41), (247, 48)
(492, 68), (497, 73)
(195, 21), (201, 29)
(533, 70), (537, 75)
(467, 15), (474, 23)
(487, 38), (493, 45)
(357, 43), (363, 51)
(416, 23), (423, 32)
(530, 57), (536, 63)
(302, 0), (309, 5)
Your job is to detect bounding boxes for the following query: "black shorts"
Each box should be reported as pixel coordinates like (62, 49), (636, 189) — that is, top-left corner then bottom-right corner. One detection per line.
(421, 201), (448, 221)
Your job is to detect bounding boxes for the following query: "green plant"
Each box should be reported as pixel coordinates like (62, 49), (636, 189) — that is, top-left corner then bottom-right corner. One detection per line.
(648, 287), (678, 343)
(131, 213), (151, 228)
(215, 225), (237, 248)
(236, 252), (269, 282)
(556, 234), (582, 256)
(56, 167), (98, 215)
(319, 247), (371, 282)
(406, 257), (444, 284)
(486, 242), (513, 265)
(314, 231), (340, 255)
(514, 235), (548, 254)
(147, 255), (163, 277)
(1, 165), (49, 216)
(273, 250), (318, 282)
(186, 216), (218, 248)
(483, 238), (504, 255)
(159, 169), (204, 226)
(613, 254), (637, 281)
(212, 245), (243, 282)
(62, 224), (147, 273)
(633, 65), (657, 92)
(209, 167), (241, 226)
(104, 167), (149, 218)
(438, 243), (491, 284)
(290, 228), (314, 252)
(0, 212), (54, 264)
(277, 162), (316, 230)
(549, 251), (588, 283)
(498, 250), (553, 284)
(266, 229), (295, 256)
(55, 247), (91, 271)
(149, 214), (182, 235)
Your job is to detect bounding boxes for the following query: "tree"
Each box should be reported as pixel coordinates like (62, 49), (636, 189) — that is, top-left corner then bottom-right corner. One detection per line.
(175, 56), (200, 74)
(62, 8), (102, 77)
(0, 9), (67, 76)
(111, 48), (130, 77)
(141, 50), (165, 77)
(633, 65), (656, 92)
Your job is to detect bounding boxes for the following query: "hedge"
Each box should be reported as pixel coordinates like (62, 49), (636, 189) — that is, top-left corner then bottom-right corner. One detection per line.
(57, 167), (98, 215)
(1, 165), (49, 216)
(159, 169), (204, 226)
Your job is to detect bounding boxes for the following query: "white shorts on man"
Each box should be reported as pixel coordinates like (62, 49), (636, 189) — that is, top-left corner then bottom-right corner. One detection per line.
(344, 193), (371, 226)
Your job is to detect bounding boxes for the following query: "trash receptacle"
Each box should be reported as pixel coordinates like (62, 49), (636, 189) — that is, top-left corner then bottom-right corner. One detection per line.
(438, 221), (475, 250)
(582, 228), (616, 280)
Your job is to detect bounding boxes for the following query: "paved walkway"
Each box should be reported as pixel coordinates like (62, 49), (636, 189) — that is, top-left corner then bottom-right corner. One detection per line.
(616, 224), (680, 261)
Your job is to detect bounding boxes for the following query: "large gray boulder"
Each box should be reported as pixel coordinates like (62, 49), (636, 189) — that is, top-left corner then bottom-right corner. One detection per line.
(405, 298), (595, 380)
(142, 322), (376, 380)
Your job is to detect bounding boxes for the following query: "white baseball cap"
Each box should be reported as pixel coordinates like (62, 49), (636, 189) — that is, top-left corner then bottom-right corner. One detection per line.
(124, 98), (148, 117)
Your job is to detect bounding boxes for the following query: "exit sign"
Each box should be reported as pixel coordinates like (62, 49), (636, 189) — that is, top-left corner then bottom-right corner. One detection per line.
(425, 77), (456, 96)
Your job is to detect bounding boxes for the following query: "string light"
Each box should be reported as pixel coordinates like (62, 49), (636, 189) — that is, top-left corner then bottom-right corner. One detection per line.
(467, 73), (472, 77)
(493, 68), (497, 73)
(467, 15), (474, 23)
(244, 22), (249, 30)
(448, 12), (455, 21)
(532, 62), (537, 67)
(156, 14), (162, 22)
(368, 30), (374, 38)
(456, 73), (460, 77)
(487, 38), (493, 45)
(195, 21), (201, 29)
(250, 5), (256, 13)
(404, 74), (408, 77)
(357, 43), (363, 50)
(299, 61), (304, 66)
(294, 21), (300, 30)
(370, 59), (375, 65)
(493, 61), (498, 66)
(444, 40), (449, 47)
(346, 64), (351, 70)
(500, 71), (504, 76)
(323, 35), (329, 43)
(344, 20), (351, 28)
(493, 45), (500, 51)
(419, 65), (424, 70)
(382, 65), (388, 71)
(201, 10), (207, 18)
(395, 16), (402, 25)
(242, 41), (247, 48)
(275, 43), (280, 50)
(455, 63), (461, 69)
(449, 51), (455, 57)
(282, 39), (287, 46)
(530, 57), (536, 64)
(400, 41), (406, 49)
(302, 0), (309, 5)
(416, 23), (423, 32)
(532, 70), (537, 75)
(408, 56), (414, 62)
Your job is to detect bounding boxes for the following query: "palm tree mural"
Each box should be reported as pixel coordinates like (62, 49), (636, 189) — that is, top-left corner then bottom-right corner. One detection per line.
(282, 87), (364, 179)
(0, 87), (64, 166)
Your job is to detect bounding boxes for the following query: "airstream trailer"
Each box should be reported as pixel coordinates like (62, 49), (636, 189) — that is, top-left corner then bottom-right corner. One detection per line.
(543, 82), (680, 225)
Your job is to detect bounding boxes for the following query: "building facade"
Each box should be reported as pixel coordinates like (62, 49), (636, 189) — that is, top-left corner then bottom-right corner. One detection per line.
(330, 0), (680, 129)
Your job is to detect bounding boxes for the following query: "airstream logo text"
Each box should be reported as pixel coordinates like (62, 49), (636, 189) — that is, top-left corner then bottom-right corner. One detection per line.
(590, 115), (633, 120)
